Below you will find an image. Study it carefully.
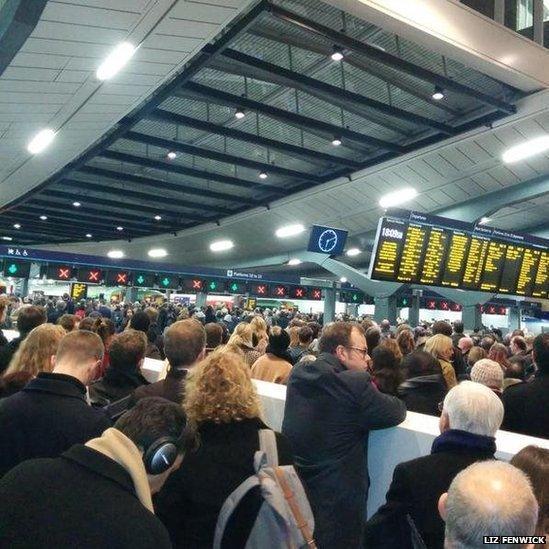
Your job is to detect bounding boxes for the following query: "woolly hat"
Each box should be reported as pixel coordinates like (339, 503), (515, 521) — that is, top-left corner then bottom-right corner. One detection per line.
(471, 359), (504, 391)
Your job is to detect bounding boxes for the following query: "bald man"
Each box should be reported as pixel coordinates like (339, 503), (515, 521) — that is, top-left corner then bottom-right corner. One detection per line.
(439, 461), (539, 548)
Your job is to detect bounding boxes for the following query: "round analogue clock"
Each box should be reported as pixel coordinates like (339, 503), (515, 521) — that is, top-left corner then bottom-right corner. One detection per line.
(318, 229), (338, 253)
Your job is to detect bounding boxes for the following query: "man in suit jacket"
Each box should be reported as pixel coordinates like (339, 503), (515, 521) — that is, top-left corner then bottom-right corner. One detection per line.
(0, 398), (188, 548)
(502, 332), (548, 439)
(0, 330), (111, 477)
(366, 381), (504, 549)
(132, 319), (206, 404)
(283, 322), (406, 549)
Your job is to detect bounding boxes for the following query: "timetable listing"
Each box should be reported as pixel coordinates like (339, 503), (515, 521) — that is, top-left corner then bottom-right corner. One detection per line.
(397, 224), (427, 282)
(441, 232), (470, 287)
(462, 237), (490, 289)
(419, 228), (448, 285)
(480, 241), (506, 291)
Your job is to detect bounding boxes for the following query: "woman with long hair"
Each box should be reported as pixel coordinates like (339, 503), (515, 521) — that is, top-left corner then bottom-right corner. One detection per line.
(226, 323), (261, 367)
(249, 315), (269, 354)
(0, 324), (66, 398)
(155, 349), (293, 548)
(424, 334), (457, 389)
(251, 326), (292, 384)
(396, 329), (415, 357)
(371, 346), (404, 396)
(487, 342), (511, 374)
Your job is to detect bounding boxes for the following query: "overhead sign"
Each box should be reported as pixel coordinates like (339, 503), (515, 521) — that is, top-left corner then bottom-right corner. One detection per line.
(132, 272), (155, 288)
(206, 279), (226, 293)
(271, 285), (289, 298)
(77, 267), (103, 284)
(227, 280), (246, 294)
(47, 264), (73, 281)
(105, 270), (130, 286)
(181, 278), (204, 293)
(369, 209), (548, 299)
(249, 283), (269, 296)
(70, 283), (88, 300)
(307, 225), (348, 255)
(2, 259), (31, 279)
(308, 288), (323, 300)
(157, 273), (179, 290)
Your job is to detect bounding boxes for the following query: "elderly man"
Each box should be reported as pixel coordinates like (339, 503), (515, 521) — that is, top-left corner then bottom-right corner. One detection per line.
(457, 336), (473, 357)
(439, 461), (538, 548)
(366, 381), (503, 548)
(283, 322), (406, 549)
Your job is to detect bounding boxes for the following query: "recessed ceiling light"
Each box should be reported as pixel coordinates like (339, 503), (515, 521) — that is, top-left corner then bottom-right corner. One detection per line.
(2, 236), (13, 241)
(107, 250), (124, 259)
(276, 224), (305, 238)
(379, 187), (418, 208)
(73, 201), (81, 207)
(27, 129), (56, 154)
(259, 171), (268, 180)
(39, 215), (48, 221)
(13, 223), (21, 229)
(502, 135), (549, 163)
(331, 45), (344, 62)
(85, 233), (92, 238)
(210, 239), (234, 252)
(332, 137), (342, 146)
(288, 258), (302, 266)
(167, 151), (177, 160)
(340, 277), (348, 283)
(154, 215), (162, 221)
(432, 86), (445, 101)
(235, 108), (245, 119)
(148, 248), (168, 258)
(479, 217), (492, 225)
(346, 248), (361, 256)
(116, 226), (124, 231)
(96, 42), (136, 81)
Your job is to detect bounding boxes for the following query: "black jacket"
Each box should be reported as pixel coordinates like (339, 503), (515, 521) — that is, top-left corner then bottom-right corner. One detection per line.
(0, 373), (111, 477)
(502, 371), (549, 439)
(0, 336), (23, 375)
(397, 374), (447, 416)
(89, 367), (149, 404)
(0, 444), (171, 548)
(132, 368), (187, 405)
(155, 417), (293, 548)
(365, 430), (496, 549)
(282, 353), (406, 549)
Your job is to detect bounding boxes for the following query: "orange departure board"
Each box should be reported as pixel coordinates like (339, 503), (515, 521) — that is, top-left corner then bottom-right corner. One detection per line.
(369, 209), (548, 298)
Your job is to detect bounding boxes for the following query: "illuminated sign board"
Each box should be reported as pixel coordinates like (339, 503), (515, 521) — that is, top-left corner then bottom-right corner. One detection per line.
(47, 264), (73, 281)
(206, 279), (227, 293)
(271, 285), (289, 298)
(2, 259), (31, 279)
(105, 270), (130, 286)
(70, 283), (88, 300)
(227, 280), (247, 294)
(132, 272), (155, 288)
(76, 267), (103, 284)
(157, 273), (179, 290)
(249, 283), (269, 296)
(308, 288), (323, 300)
(181, 278), (204, 293)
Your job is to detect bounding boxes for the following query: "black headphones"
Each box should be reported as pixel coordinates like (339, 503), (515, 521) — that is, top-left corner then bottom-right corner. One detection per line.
(142, 437), (179, 475)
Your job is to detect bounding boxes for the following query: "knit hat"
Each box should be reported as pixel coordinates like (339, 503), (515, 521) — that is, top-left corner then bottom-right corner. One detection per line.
(471, 359), (503, 391)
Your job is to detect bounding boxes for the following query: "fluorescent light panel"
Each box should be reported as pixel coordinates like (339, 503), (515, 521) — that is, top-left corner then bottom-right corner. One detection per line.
(27, 129), (56, 154)
(96, 42), (136, 81)
(346, 248), (361, 256)
(210, 239), (234, 252)
(148, 248), (168, 258)
(276, 224), (305, 238)
(502, 135), (549, 163)
(288, 258), (302, 265)
(379, 187), (418, 208)
(107, 250), (124, 259)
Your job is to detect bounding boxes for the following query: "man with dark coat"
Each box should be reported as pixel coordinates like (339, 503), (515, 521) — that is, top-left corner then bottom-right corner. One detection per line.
(502, 332), (549, 439)
(0, 398), (188, 549)
(282, 322), (406, 548)
(365, 381), (503, 548)
(0, 330), (111, 477)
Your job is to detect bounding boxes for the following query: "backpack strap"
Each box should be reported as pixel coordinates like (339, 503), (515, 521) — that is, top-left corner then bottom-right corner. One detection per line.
(273, 467), (317, 548)
(258, 429), (278, 467)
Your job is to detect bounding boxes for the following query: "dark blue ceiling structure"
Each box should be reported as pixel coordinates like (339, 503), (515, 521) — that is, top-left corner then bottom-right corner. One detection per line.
(0, 0), (524, 245)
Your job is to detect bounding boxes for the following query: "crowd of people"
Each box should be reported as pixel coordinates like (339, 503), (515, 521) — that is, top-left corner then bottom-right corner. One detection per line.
(0, 292), (547, 548)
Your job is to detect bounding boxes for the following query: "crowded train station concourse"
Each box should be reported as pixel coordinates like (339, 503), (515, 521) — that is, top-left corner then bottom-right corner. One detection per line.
(0, 0), (548, 547)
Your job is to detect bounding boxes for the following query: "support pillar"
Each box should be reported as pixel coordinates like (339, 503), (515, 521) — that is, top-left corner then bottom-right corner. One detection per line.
(195, 292), (207, 309)
(165, 289), (172, 303)
(408, 294), (420, 327)
(462, 304), (482, 331)
(374, 296), (397, 324)
(20, 278), (29, 298)
(323, 286), (336, 324)
(508, 306), (521, 332)
(125, 287), (138, 304)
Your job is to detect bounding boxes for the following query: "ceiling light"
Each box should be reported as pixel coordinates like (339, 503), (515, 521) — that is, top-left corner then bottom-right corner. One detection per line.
(39, 215), (48, 221)
(288, 258), (302, 266)
(73, 201), (81, 207)
(379, 187), (418, 208)
(331, 45), (344, 62)
(27, 128), (56, 154)
(96, 42), (136, 81)
(259, 171), (268, 180)
(346, 248), (361, 256)
(85, 233), (92, 238)
(479, 217), (492, 225)
(154, 215), (162, 221)
(502, 135), (549, 163)
(210, 239), (234, 252)
(13, 224), (21, 229)
(332, 137), (342, 146)
(432, 86), (445, 101)
(107, 250), (124, 259)
(148, 248), (168, 258)
(166, 151), (177, 160)
(2, 236), (13, 241)
(235, 108), (245, 119)
(116, 226), (124, 231)
(276, 223), (305, 238)
(340, 277), (348, 283)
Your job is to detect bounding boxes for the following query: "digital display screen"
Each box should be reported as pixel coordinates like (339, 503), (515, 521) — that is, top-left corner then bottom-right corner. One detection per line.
(132, 272), (155, 288)
(227, 280), (247, 294)
(271, 285), (289, 298)
(249, 283), (269, 296)
(70, 282), (88, 300)
(181, 278), (204, 293)
(156, 273), (179, 290)
(105, 270), (130, 286)
(369, 209), (548, 298)
(308, 288), (323, 300)
(47, 264), (73, 281)
(290, 286), (307, 299)
(307, 225), (348, 255)
(205, 279), (227, 293)
(2, 259), (31, 279)
(77, 267), (103, 284)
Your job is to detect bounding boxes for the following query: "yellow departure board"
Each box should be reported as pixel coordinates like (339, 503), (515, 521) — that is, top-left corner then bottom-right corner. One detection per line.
(397, 224), (428, 282)
(440, 232), (470, 287)
(462, 237), (490, 289)
(532, 251), (548, 299)
(480, 241), (507, 291)
(514, 248), (538, 296)
(419, 228), (448, 285)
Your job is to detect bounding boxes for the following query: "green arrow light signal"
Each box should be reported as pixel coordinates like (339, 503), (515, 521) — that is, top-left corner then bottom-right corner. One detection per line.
(7, 264), (17, 275)
(209, 281), (217, 291)
(230, 283), (239, 292)
(161, 277), (170, 287)
(136, 275), (145, 285)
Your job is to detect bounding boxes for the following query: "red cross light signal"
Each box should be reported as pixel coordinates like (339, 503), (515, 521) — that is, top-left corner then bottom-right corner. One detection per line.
(192, 279), (203, 291)
(116, 272), (128, 284)
(309, 288), (322, 300)
(292, 287), (306, 299)
(256, 285), (267, 295)
(57, 267), (71, 280)
(87, 269), (101, 283)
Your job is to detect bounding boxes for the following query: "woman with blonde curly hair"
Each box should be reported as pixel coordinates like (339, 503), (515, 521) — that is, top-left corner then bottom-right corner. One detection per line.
(424, 334), (457, 389)
(0, 324), (66, 398)
(155, 349), (293, 548)
(226, 322), (261, 367)
(249, 315), (269, 354)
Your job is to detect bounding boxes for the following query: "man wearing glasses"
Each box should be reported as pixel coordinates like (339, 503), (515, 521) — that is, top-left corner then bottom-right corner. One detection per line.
(282, 322), (406, 549)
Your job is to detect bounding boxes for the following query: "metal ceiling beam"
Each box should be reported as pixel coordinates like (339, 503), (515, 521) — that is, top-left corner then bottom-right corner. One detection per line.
(173, 89), (362, 169)
(217, 48), (456, 136)
(76, 165), (259, 206)
(56, 178), (235, 216)
(0, 220), (121, 241)
(99, 149), (287, 195)
(268, 3), (517, 114)
(123, 130), (321, 182)
(171, 84), (402, 152)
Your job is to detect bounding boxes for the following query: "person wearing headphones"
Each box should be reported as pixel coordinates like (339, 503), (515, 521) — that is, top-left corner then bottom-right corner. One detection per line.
(0, 397), (191, 549)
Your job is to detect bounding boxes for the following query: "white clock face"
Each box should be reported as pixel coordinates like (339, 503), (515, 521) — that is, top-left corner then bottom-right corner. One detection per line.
(318, 229), (338, 253)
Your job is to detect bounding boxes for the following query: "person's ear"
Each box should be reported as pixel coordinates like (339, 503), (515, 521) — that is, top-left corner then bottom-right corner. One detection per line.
(439, 411), (450, 433)
(50, 355), (56, 370)
(438, 492), (448, 521)
(334, 345), (346, 363)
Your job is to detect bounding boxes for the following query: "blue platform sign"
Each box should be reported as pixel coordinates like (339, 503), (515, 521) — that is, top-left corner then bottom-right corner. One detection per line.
(307, 225), (348, 255)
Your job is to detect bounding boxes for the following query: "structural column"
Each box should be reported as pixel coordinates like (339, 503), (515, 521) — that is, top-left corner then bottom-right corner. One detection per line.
(462, 304), (482, 331)
(408, 294), (420, 327)
(125, 286), (138, 304)
(195, 292), (208, 309)
(508, 306), (521, 332)
(323, 286), (336, 324)
(374, 296), (397, 324)
(20, 278), (29, 298)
